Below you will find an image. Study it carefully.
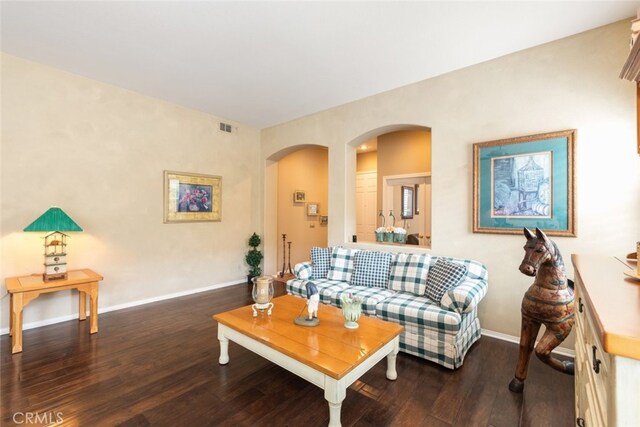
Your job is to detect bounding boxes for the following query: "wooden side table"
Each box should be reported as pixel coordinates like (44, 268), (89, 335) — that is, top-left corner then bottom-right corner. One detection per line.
(5, 268), (103, 353)
(272, 273), (295, 287)
(271, 273), (294, 298)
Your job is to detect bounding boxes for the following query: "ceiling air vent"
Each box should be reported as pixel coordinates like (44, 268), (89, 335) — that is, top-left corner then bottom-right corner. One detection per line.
(219, 122), (233, 133)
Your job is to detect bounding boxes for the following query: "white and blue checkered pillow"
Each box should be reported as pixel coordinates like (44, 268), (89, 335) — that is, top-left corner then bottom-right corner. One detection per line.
(310, 247), (332, 279)
(425, 259), (467, 302)
(388, 253), (431, 295)
(327, 247), (358, 282)
(294, 262), (313, 280)
(350, 251), (392, 288)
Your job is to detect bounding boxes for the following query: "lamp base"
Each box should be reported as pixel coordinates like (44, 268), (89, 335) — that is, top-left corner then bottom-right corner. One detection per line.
(43, 272), (67, 282)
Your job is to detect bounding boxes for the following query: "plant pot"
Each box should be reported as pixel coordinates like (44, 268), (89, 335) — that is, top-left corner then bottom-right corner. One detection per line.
(393, 233), (406, 243)
(384, 232), (394, 242)
(375, 232), (384, 242)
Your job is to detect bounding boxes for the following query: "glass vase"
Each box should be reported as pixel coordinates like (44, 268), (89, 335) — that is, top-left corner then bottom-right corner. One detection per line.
(251, 276), (274, 317)
(342, 301), (362, 329)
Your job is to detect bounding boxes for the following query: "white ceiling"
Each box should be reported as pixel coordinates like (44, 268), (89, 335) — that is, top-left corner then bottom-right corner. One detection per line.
(2, 1), (638, 128)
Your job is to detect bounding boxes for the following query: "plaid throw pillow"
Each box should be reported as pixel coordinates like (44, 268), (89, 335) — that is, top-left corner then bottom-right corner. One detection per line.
(310, 247), (332, 279)
(327, 247), (358, 282)
(350, 251), (393, 288)
(294, 262), (313, 280)
(388, 253), (431, 295)
(425, 259), (467, 302)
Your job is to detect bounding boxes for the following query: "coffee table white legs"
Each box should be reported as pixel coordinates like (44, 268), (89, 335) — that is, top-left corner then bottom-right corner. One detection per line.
(385, 340), (399, 380)
(218, 332), (229, 365)
(323, 340), (398, 427)
(215, 323), (400, 427)
(325, 379), (346, 427)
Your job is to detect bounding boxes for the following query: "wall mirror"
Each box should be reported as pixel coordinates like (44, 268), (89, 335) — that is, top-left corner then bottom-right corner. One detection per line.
(401, 186), (414, 219)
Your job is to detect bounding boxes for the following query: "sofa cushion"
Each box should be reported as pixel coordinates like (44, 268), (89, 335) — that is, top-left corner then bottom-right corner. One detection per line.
(331, 286), (395, 315)
(350, 250), (392, 288)
(430, 256), (488, 313)
(310, 247), (332, 279)
(287, 278), (349, 305)
(425, 259), (467, 302)
(327, 247), (358, 282)
(388, 253), (431, 295)
(375, 292), (463, 335)
(294, 262), (312, 280)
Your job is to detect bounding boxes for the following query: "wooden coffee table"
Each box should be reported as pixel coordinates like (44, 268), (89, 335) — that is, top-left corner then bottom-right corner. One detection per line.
(213, 294), (403, 427)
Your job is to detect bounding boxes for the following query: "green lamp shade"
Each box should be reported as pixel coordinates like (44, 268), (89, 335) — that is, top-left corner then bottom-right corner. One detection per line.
(23, 207), (83, 232)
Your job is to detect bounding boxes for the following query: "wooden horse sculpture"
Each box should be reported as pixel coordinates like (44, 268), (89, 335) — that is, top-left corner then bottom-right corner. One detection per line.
(508, 227), (575, 393)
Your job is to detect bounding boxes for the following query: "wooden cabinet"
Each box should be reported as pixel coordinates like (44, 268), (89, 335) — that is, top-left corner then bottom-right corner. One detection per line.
(572, 255), (640, 426)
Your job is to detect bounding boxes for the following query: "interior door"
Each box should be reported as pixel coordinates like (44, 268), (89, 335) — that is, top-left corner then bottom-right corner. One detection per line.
(356, 171), (377, 242)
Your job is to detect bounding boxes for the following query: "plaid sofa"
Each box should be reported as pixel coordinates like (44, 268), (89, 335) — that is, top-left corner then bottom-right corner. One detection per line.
(286, 252), (488, 369)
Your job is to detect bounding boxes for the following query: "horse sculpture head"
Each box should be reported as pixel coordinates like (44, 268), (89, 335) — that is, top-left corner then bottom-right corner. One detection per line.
(519, 227), (556, 277)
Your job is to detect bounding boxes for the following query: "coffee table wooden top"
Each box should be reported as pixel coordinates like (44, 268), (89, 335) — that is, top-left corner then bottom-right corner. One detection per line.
(213, 294), (403, 380)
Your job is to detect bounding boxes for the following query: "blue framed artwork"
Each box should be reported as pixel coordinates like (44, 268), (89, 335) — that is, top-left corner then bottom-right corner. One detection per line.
(473, 130), (576, 236)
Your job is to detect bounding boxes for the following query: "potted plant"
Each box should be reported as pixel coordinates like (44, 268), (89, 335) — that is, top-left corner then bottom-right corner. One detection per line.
(245, 232), (263, 284)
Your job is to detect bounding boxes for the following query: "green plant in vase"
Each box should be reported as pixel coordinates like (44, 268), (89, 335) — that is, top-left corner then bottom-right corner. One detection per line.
(245, 232), (263, 284)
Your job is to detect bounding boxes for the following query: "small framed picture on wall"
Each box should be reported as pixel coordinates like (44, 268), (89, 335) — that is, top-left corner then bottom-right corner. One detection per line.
(320, 215), (328, 225)
(293, 190), (306, 203)
(307, 202), (319, 216)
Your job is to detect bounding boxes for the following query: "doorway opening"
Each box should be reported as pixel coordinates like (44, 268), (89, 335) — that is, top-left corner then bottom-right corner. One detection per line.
(265, 145), (328, 276)
(354, 127), (431, 248)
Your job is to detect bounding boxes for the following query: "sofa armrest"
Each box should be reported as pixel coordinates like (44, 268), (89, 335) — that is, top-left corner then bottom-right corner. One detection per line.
(440, 277), (488, 314)
(294, 261), (312, 280)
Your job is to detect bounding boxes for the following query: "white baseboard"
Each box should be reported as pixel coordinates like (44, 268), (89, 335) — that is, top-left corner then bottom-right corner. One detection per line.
(482, 328), (575, 358)
(0, 278), (244, 336)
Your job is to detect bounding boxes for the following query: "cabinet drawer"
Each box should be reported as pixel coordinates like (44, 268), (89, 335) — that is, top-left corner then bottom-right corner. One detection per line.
(45, 264), (67, 275)
(584, 311), (609, 399)
(574, 284), (610, 424)
(45, 254), (67, 266)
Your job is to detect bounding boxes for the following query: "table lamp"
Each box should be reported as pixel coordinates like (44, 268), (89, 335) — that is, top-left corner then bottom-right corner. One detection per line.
(23, 207), (83, 281)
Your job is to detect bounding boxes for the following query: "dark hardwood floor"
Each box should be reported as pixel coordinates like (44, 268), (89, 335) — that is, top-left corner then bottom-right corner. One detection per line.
(1, 282), (575, 426)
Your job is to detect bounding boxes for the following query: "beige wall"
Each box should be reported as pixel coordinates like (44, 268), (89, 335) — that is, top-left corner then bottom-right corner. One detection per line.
(2, 20), (639, 351)
(261, 20), (640, 349)
(0, 54), (262, 331)
(356, 151), (377, 172)
(276, 147), (328, 270)
(377, 130), (431, 176)
(377, 129), (431, 212)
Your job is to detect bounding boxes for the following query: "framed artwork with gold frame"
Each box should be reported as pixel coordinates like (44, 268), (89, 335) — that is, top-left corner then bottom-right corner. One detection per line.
(473, 129), (576, 237)
(164, 170), (221, 223)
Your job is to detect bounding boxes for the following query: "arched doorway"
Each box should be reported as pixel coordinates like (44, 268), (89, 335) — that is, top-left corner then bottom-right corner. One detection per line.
(263, 144), (328, 275)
